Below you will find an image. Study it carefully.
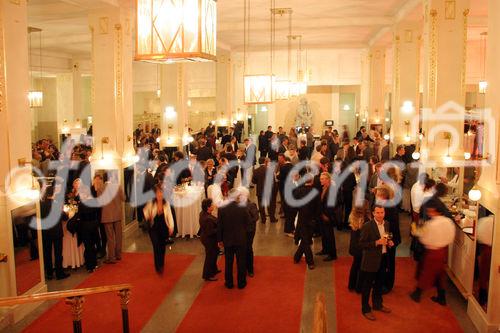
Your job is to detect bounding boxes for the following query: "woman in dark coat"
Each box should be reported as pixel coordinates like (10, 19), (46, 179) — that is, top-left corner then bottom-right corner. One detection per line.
(348, 203), (369, 292)
(317, 172), (338, 261)
(199, 199), (220, 281)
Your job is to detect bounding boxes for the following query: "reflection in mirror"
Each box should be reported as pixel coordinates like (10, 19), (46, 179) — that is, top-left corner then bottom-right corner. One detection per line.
(12, 203), (41, 295)
(432, 167), (460, 196)
(473, 206), (494, 312)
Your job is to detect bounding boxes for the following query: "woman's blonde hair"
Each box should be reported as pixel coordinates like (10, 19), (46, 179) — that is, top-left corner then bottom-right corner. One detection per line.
(349, 200), (369, 231)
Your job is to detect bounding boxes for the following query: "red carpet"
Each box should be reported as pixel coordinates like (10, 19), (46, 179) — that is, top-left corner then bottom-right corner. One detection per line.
(334, 257), (463, 333)
(23, 253), (194, 333)
(176, 256), (306, 333)
(15, 248), (41, 295)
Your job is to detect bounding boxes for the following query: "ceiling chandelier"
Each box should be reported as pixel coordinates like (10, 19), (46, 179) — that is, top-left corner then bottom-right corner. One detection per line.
(272, 7), (293, 101)
(28, 27), (43, 108)
(135, 0), (217, 63)
(243, 0), (275, 104)
(289, 35), (308, 97)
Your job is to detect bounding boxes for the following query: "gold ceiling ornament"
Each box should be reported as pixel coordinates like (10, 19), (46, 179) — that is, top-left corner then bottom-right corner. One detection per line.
(135, 0), (217, 63)
(28, 27), (43, 108)
(243, 0), (275, 104)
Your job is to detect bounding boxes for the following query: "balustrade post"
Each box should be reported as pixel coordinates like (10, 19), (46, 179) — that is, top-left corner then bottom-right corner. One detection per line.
(118, 288), (131, 333)
(65, 296), (85, 333)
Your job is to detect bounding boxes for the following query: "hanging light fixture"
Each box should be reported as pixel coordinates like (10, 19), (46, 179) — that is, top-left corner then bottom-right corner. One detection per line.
(273, 8), (293, 101)
(156, 64), (161, 97)
(28, 27), (43, 108)
(243, 0), (275, 104)
(443, 132), (452, 165)
(289, 35), (307, 97)
(135, 0), (217, 63)
(478, 32), (488, 94)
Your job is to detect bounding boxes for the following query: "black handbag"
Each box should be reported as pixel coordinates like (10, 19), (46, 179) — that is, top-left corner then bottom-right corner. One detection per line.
(66, 215), (79, 235)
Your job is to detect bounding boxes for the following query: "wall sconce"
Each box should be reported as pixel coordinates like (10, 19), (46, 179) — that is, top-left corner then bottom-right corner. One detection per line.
(468, 187), (482, 202)
(101, 137), (110, 160)
(0, 253), (7, 263)
(443, 132), (452, 164)
(127, 135), (132, 142)
(478, 81), (488, 94)
(404, 120), (411, 142)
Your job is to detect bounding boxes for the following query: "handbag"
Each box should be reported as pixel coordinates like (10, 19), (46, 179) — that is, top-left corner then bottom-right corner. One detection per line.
(66, 215), (80, 235)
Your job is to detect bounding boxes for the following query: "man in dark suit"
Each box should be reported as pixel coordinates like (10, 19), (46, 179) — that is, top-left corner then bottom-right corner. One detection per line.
(217, 190), (251, 289)
(252, 157), (277, 223)
(221, 130), (232, 147)
(41, 182), (70, 280)
(154, 152), (169, 183)
(359, 205), (393, 321)
(336, 141), (355, 163)
(293, 175), (319, 270)
(264, 126), (274, 146)
(199, 199), (220, 281)
(195, 139), (213, 162)
(278, 154), (295, 235)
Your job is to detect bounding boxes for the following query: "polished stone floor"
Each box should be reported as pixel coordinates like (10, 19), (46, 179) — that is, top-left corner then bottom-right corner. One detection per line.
(7, 196), (478, 333)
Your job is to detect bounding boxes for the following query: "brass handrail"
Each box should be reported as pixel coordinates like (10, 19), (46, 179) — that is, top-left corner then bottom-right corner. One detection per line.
(0, 284), (132, 307)
(312, 293), (327, 333)
(0, 284), (132, 333)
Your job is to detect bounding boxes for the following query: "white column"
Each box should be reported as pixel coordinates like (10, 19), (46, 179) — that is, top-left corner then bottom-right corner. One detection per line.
(391, 22), (421, 146)
(0, 0), (44, 302)
(216, 48), (232, 125)
(89, 1), (134, 163)
(160, 64), (188, 149)
(331, 86), (340, 130)
(359, 50), (371, 129)
(421, 0), (470, 163)
(475, 0), (500, 329)
(368, 46), (386, 127)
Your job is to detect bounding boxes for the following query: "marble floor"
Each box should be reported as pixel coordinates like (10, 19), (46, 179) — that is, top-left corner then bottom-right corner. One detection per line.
(6, 198), (478, 333)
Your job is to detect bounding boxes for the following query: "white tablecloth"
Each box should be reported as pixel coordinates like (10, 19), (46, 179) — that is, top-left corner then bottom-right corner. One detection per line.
(172, 186), (204, 238)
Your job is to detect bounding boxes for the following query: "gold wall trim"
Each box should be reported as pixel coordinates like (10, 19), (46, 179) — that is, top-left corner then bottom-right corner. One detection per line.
(307, 86), (333, 94)
(0, 12), (5, 114)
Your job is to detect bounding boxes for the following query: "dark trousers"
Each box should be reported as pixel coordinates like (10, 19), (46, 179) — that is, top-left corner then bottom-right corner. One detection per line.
(348, 255), (362, 292)
(202, 240), (219, 279)
(257, 194), (277, 222)
(97, 223), (107, 256)
(42, 235), (63, 277)
(384, 246), (397, 291)
(224, 245), (246, 288)
(81, 226), (99, 271)
(342, 191), (353, 228)
(294, 238), (314, 265)
(360, 254), (387, 313)
(246, 232), (255, 274)
(320, 222), (337, 258)
(149, 221), (168, 273)
(284, 203), (297, 234)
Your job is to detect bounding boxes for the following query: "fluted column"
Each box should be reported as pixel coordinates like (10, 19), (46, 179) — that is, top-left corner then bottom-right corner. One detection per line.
(420, 0), (470, 164)
(160, 63), (189, 149)
(391, 22), (421, 146)
(0, 0), (43, 300)
(89, 1), (134, 164)
(368, 46), (386, 127)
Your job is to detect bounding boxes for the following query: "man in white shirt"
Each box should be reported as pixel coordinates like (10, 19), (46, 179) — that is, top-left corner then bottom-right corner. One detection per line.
(410, 174), (434, 223)
(410, 202), (456, 305)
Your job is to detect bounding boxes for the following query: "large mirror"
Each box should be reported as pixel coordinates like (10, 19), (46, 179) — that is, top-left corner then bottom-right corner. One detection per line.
(11, 203), (41, 295)
(473, 205), (494, 312)
(123, 166), (135, 225)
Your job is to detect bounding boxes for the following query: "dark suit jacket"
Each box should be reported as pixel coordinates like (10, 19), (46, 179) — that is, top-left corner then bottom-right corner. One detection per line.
(278, 162), (293, 193)
(196, 145), (213, 162)
(217, 201), (250, 247)
(40, 198), (64, 239)
(294, 185), (319, 242)
(247, 201), (259, 233)
(221, 134), (232, 147)
(252, 165), (267, 198)
(359, 219), (390, 272)
(199, 211), (218, 247)
(318, 187), (337, 224)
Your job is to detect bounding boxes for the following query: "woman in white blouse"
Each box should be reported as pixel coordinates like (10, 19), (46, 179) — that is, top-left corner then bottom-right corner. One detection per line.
(143, 184), (174, 274)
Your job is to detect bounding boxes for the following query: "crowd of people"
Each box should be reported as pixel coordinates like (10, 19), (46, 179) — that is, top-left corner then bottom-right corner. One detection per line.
(33, 121), (461, 321)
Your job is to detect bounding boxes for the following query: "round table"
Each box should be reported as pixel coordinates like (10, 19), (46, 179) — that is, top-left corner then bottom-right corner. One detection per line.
(172, 186), (204, 238)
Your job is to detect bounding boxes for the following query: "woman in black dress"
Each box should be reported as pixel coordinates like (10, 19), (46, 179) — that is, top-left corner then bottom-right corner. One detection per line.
(143, 184), (174, 274)
(199, 199), (220, 281)
(318, 172), (338, 261)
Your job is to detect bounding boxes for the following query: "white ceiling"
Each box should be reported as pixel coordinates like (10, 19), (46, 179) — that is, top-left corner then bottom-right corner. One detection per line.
(27, 0), (489, 58)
